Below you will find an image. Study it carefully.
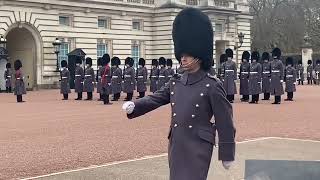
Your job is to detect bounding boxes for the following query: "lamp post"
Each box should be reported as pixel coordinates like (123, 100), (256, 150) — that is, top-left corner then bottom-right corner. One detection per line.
(52, 38), (61, 72)
(0, 35), (7, 48)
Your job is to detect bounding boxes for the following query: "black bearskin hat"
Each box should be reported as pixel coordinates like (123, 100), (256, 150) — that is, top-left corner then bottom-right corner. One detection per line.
(251, 51), (260, 61)
(85, 57), (92, 66)
(220, 54), (227, 64)
(167, 59), (173, 67)
(172, 7), (213, 70)
(286, 57), (294, 66)
(61, 60), (67, 68)
(152, 59), (158, 66)
(317, 59), (320, 65)
(125, 57), (131, 65)
(14, 59), (22, 71)
(102, 54), (110, 65)
(111, 57), (116, 66)
(308, 60), (312, 65)
(97, 57), (102, 67)
(272, 48), (281, 59)
(6, 63), (11, 69)
(226, 48), (233, 59)
(262, 52), (270, 61)
(75, 56), (82, 65)
(159, 57), (166, 66)
(129, 57), (134, 67)
(241, 51), (250, 62)
(139, 58), (145, 66)
(112, 57), (121, 66)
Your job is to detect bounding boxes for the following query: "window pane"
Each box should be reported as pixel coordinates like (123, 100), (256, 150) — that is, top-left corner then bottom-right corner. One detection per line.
(58, 43), (69, 67)
(131, 45), (140, 69)
(97, 43), (108, 58)
(59, 16), (70, 26)
(132, 21), (140, 30)
(98, 19), (106, 28)
(215, 24), (223, 33)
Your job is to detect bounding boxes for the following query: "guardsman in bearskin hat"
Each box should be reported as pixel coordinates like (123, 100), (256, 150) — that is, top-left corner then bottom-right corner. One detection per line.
(4, 62), (13, 93)
(284, 57), (297, 101)
(111, 56), (122, 101)
(136, 58), (148, 99)
(84, 57), (95, 100)
(270, 48), (285, 104)
(307, 60), (313, 85)
(315, 60), (320, 85)
(150, 59), (159, 93)
(297, 60), (304, 85)
(14, 60), (26, 102)
(96, 57), (103, 101)
(218, 54), (226, 81)
(261, 52), (271, 100)
(248, 51), (262, 104)
(100, 54), (112, 104)
(122, 7), (235, 180)
(239, 51), (250, 102)
(158, 57), (167, 89)
(123, 57), (136, 101)
(74, 56), (84, 100)
(165, 59), (175, 83)
(223, 48), (238, 103)
(60, 60), (71, 100)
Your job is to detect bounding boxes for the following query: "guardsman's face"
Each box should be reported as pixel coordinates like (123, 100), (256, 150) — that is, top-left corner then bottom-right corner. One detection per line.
(243, 59), (247, 63)
(180, 54), (200, 72)
(264, 59), (268, 63)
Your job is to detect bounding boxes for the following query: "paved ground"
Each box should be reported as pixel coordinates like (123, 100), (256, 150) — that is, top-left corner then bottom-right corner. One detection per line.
(0, 85), (319, 179)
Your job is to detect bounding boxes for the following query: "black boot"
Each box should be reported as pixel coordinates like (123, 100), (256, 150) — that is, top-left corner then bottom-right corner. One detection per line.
(6, 87), (9, 93)
(17, 95), (24, 103)
(9, 87), (12, 93)
(103, 94), (112, 105)
(75, 93), (82, 100)
(227, 95), (234, 103)
(285, 92), (293, 101)
(262, 93), (270, 100)
(272, 96), (281, 104)
(63, 94), (68, 100)
(86, 92), (92, 100)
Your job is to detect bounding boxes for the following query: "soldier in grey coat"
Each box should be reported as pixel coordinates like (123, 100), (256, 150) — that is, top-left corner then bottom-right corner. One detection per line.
(96, 58), (103, 101)
(165, 59), (175, 83)
(150, 59), (159, 93)
(122, 8), (235, 180)
(136, 58), (148, 99)
(14, 60), (26, 103)
(60, 60), (71, 100)
(223, 48), (237, 103)
(158, 57), (167, 90)
(74, 56), (84, 100)
(4, 63), (12, 93)
(270, 48), (285, 104)
(218, 54), (226, 81)
(123, 57), (136, 101)
(111, 57), (122, 101)
(100, 54), (112, 104)
(84, 57), (95, 100)
(239, 51), (250, 102)
(315, 60), (320, 85)
(261, 52), (271, 100)
(296, 60), (304, 85)
(307, 60), (313, 85)
(284, 57), (297, 101)
(248, 51), (262, 104)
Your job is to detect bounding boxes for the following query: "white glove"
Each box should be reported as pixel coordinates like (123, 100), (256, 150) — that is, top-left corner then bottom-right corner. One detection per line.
(122, 101), (135, 114)
(222, 161), (234, 170)
(280, 80), (284, 83)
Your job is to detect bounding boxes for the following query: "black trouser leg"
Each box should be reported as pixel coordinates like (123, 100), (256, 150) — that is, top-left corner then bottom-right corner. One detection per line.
(117, 93), (121, 100)
(63, 94), (68, 100)
(301, 81), (304, 85)
(89, 92), (93, 100)
(141, 92), (145, 98)
(287, 92), (293, 100)
(255, 94), (259, 102)
(99, 94), (102, 101)
(9, 87), (12, 93)
(17, 95), (22, 102)
(129, 93), (133, 101)
(103, 94), (109, 104)
(6, 87), (9, 93)
(275, 96), (281, 103)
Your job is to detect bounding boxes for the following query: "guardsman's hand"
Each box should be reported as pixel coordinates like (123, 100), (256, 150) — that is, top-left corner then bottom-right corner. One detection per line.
(122, 101), (135, 114)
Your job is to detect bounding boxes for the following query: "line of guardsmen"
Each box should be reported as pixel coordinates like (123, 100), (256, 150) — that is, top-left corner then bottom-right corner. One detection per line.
(59, 54), (179, 105)
(216, 48), (316, 104)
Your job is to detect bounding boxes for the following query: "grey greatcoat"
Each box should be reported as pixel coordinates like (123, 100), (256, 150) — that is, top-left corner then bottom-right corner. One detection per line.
(150, 67), (159, 93)
(270, 59), (284, 96)
(223, 60), (237, 95)
(123, 67), (136, 93)
(14, 69), (26, 95)
(100, 65), (112, 95)
(307, 65), (313, 80)
(285, 66), (297, 92)
(83, 67), (95, 92)
(136, 67), (148, 92)
(314, 65), (320, 84)
(60, 68), (71, 94)
(75, 66), (84, 93)
(249, 62), (262, 95)
(262, 62), (271, 93)
(96, 66), (103, 93)
(296, 65), (304, 81)
(4, 69), (13, 88)
(128, 70), (236, 180)
(111, 67), (123, 94)
(239, 62), (250, 95)
(158, 67), (167, 90)
(165, 68), (175, 83)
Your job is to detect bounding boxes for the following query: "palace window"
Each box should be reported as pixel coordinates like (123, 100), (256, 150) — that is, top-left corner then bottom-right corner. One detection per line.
(59, 15), (72, 26)
(58, 42), (69, 67)
(131, 42), (140, 69)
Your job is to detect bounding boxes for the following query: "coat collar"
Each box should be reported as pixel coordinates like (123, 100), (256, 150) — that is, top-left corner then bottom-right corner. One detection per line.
(180, 69), (206, 85)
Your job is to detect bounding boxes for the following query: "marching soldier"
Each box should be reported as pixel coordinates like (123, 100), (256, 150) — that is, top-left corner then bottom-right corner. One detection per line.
(4, 63), (12, 93)
(100, 54), (112, 104)
(218, 54), (226, 81)
(96, 58), (103, 101)
(60, 60), (71, 100)
(315, 60), (320, 85)
(165, 59), (175, 83)
(270, 48), (284, 104)
(158, 57), (167, 89)
(261, 52), (271, 100)
(297, 60), (304, 85)
(122, 8), (235, 180)
(248, 51), (262, 104)
(111, 56), (122, 101)
(14, 60), (26, 103)
(223, 48), (237, 103)
(284, 57), (297, 101)
(74, 56), (84, 100)
(84, 57), (95, 100)
(307, 60), (313, 85)
(136, 58), (148, 99)
(123, 57), (135, 101)
(150, 59), (159, 93)
(239, 51), (250, 102)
